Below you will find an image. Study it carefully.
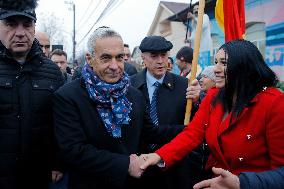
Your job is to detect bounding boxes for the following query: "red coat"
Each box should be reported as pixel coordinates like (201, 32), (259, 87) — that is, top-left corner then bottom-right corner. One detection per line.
(156, 87), (284, 175)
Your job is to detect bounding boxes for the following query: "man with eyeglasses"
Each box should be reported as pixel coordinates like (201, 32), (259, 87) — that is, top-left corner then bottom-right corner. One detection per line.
(35, 31), (51, 57)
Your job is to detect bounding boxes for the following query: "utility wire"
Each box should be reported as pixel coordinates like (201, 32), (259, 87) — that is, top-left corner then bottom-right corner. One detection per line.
(77, 0), (117, 46)
(77, 0), (102, 30)
(91, 0), (118, 24)
(77, 0), (94, 24)
(99, 0), (124, 21)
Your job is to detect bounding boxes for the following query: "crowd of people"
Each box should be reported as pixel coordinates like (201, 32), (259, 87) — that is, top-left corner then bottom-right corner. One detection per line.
(0, 0), (283, 189)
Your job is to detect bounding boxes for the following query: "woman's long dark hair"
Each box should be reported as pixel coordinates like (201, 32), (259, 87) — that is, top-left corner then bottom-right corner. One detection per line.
(213, 39), (278, 117)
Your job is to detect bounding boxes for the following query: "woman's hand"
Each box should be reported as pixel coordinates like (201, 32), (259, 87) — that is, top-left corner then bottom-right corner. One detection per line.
(140, 153), (162, 170)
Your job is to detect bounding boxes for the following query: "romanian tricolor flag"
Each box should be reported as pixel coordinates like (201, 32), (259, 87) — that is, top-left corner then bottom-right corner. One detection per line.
(215, 0), (246, 42)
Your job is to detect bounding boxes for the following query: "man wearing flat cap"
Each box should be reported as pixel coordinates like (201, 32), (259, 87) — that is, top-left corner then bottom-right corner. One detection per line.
(0, 0), (64, 188)
(131, 36), (207, 189)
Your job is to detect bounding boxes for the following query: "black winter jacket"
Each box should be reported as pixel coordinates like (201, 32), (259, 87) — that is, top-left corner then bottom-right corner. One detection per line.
(0, 40), (64, 189)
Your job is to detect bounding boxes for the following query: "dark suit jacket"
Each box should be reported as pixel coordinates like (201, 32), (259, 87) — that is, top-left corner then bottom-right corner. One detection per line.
(131, 69), (209, 189)
(52, 78), (183, 189)
(131, 69), (188, 126)
(124, 62), (137, 76)
(239, 166), (284, 189)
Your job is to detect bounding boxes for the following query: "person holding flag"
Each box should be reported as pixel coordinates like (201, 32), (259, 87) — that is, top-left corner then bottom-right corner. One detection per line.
(131, 35), (208, 189)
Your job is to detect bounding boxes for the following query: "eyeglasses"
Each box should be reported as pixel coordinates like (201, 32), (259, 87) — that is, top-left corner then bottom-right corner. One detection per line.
(40, 45), (50, 49)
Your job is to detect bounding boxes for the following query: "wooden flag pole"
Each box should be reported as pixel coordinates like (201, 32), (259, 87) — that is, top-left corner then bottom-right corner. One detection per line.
(184, 0), (205, 125)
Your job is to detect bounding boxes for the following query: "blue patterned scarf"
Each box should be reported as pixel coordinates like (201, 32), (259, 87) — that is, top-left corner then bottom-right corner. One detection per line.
(82, 64), (132, 138)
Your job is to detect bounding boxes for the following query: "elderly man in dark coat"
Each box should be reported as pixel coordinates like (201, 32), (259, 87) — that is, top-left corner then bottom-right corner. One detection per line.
(52, 27), (184, 189)
(130, 36), (209, 189)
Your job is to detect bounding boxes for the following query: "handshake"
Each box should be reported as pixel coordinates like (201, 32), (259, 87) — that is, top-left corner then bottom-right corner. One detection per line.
(128, 153), (162, 178)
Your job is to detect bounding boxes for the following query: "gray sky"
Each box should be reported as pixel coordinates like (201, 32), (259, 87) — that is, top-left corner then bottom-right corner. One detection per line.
(36, 0), (195, 58)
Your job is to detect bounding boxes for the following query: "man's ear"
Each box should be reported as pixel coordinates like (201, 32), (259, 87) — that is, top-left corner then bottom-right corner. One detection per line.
(85, 52), (92, 62)
(86, 53), (93, 65)
(141, 53), (146, 61)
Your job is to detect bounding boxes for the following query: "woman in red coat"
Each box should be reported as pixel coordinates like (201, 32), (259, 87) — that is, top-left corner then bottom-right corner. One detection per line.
(140, 40), (284, 182)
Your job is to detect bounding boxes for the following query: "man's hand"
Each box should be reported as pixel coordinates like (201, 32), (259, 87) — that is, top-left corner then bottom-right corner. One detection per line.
(51, 170), (63, 183)
(128, 154), (145, 178)
(186, 79), (201, 102)
(193, 167), (240, 189)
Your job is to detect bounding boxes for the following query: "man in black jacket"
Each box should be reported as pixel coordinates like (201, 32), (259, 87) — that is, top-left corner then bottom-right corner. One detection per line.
(0, 1), (64, 188)
(130, 36), (209, 189)
(53, 27), (183, 189)
(50, 49), (73, 84)
(123, 44), (138, 76)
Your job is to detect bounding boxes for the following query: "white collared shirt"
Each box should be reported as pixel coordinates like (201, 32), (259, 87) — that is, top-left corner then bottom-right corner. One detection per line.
(146, 70), (165, 102)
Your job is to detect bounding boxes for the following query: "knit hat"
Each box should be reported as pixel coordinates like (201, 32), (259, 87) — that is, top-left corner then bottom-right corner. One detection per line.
(176, 46), (193, 63)
(0, 0), (38, 21)
(201, 66), (215, 81)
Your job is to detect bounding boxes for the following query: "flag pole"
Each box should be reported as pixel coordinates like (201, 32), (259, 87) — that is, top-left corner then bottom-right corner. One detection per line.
(184, 0), (205, 125)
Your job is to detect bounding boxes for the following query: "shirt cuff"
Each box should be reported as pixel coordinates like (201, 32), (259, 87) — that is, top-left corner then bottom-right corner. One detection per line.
(157, 160), (166, 168)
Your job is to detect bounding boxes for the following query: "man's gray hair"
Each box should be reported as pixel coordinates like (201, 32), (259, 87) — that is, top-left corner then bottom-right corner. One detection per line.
(87, 27), (122, 55)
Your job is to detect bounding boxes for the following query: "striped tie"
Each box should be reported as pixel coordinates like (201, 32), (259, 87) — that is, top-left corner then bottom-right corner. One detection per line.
(150, 81), (161, 126)
(149, 81), (161, 150)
